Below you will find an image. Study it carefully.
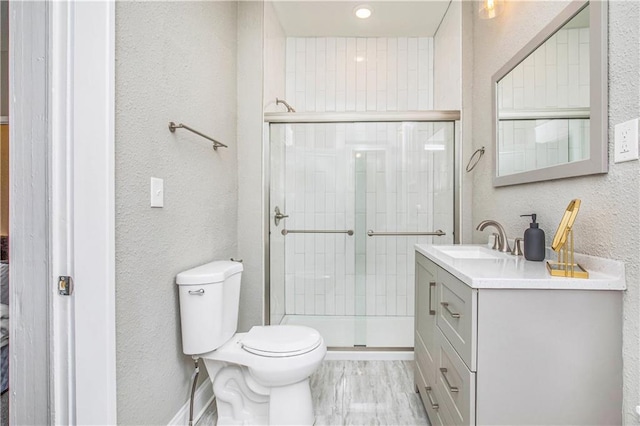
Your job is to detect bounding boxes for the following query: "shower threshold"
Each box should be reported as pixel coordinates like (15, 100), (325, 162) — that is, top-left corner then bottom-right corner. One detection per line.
(280, 314), (414, 359)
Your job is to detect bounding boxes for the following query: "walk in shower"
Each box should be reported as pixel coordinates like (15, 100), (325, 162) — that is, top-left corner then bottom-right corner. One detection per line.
(266, 112), (459, 349)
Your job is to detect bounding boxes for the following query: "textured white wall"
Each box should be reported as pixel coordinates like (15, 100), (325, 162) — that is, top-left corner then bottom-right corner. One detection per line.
(237, 1), (266, 332)
(460, 1), (475, 244)
(264, 2), (286, 112)
(466, 1), (640, 422)
(115, 2), (238, 423)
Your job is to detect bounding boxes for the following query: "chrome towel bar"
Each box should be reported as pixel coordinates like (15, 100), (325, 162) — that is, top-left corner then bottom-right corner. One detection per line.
(169, 122), (228, 150)
(367, 230), (446, 237)
(281, 229), (354, 236)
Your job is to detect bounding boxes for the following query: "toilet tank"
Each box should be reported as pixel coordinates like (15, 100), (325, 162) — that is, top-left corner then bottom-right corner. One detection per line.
(176, 260), (243, 355)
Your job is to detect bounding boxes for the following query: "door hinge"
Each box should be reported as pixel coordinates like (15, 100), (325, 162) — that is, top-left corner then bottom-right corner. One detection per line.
(58, 275), (74, 296)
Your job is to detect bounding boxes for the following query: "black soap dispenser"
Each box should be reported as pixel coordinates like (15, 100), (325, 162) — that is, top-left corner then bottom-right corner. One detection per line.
(520, 214), (545, 261)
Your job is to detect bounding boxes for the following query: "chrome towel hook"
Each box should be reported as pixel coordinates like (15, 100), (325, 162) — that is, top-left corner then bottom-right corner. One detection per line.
(465, 146), (485, 172)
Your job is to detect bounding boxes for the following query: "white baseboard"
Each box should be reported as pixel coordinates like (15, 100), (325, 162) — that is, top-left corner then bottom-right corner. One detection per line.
(167, 380), (215, 426)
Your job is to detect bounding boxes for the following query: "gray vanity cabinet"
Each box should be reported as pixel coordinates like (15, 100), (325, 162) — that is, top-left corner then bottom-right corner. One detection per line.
(414, 253), (459, 426)
(415, 252), (623, 425)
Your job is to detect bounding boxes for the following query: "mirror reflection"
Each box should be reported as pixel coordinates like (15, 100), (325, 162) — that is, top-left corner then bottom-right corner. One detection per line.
(496, 5), (590, 177)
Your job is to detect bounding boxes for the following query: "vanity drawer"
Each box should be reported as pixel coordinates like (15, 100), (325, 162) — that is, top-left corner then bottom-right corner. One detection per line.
(435, 328), (476, 426)
(437, 268), (477, 371)
(415, 349), (446, 426)
(415, 331), (435, 385)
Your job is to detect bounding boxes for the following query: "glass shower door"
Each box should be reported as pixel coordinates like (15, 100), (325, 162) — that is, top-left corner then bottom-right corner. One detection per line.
(270, 122), (359, 346)
(269, 120), (455, 348)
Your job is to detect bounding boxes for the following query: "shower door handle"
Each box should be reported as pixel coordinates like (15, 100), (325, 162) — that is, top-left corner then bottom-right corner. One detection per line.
(274, 206), (289, 226)
(366, 230), (446, 237)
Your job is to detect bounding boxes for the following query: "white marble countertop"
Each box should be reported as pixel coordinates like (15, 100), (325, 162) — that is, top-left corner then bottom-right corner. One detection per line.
(415, 244), (626, 290)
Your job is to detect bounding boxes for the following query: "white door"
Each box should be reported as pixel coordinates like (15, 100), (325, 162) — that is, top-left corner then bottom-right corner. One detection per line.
(10, 2), (117, 424)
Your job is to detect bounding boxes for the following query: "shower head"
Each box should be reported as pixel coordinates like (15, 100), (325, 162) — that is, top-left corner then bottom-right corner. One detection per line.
(276, 98), (296, 113)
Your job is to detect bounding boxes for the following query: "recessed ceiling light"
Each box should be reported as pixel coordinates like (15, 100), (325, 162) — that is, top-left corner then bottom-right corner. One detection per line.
(354, 5), (372, 19)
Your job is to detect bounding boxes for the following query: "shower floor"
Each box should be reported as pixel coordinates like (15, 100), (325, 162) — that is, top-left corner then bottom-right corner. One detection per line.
(280, 315), (414, 349)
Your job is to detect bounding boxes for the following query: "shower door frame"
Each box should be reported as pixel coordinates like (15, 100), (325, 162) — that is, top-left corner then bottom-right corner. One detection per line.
(263, 111), (462, 345)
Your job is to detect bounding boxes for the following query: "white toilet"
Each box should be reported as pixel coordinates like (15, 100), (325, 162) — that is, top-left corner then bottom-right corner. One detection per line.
(177, 260), (326, 426)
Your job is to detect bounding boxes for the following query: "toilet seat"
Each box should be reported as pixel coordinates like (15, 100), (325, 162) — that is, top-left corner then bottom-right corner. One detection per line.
(241, 325), (322, 358)
(200, 327), (327, 388)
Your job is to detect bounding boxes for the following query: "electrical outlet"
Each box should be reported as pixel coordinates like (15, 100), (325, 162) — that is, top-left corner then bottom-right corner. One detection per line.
(614, 118), (639, 163)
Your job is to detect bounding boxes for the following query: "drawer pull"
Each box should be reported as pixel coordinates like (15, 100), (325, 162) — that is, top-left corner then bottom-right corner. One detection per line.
(441, 302), (461, 319)
(440, 368), (459, 393)
(429, 282), (436, 315)
(425, 386), (439, 409)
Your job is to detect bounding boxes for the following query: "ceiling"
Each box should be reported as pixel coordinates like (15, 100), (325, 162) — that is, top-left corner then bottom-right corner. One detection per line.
(270, 1), (452, 37)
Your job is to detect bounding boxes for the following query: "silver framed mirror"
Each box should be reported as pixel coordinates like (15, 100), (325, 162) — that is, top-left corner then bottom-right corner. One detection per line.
(492, 0), (608, 187)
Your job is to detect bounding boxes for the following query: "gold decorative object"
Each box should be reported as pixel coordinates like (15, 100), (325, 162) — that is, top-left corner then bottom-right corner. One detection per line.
(546, 199), (589, 279)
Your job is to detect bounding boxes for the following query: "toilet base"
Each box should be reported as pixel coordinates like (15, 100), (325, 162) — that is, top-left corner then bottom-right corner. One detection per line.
(213, 365), (269, 425)
(269, 379), (314, 425)
(204, 361), (315, 426)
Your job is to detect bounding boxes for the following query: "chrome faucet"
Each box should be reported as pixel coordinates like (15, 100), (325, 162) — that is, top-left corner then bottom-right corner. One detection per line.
(476, 220), (511, 253)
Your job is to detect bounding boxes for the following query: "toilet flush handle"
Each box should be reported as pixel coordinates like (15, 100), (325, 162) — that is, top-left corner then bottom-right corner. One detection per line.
(188, 289), (205, 296)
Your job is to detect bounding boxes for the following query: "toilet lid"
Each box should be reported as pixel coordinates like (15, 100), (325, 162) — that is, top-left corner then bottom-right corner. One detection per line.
(241, 325), (322, 357)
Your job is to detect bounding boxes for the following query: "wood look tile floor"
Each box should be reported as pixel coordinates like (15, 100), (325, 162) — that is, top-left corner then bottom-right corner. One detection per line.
(197, 360), (429, 426)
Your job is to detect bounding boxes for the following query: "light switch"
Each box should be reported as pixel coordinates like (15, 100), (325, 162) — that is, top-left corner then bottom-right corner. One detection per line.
(150, 177), (164, 208)
(614, 118), (639, 163)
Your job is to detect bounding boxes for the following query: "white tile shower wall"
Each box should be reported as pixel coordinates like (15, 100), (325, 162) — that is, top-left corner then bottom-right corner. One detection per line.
(285, 37), (434, 112)
(282, 122), (453, 317)
(497, 27), (589, 173)
(434, 0), (462, 111)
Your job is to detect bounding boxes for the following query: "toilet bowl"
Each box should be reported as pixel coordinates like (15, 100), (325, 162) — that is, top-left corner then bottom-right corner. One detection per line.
(202, 325), (326, 425)
(176, 261), (326, 425)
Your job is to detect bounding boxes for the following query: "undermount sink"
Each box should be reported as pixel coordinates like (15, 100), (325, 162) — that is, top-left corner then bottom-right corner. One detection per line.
(435, 245), (505, 259)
